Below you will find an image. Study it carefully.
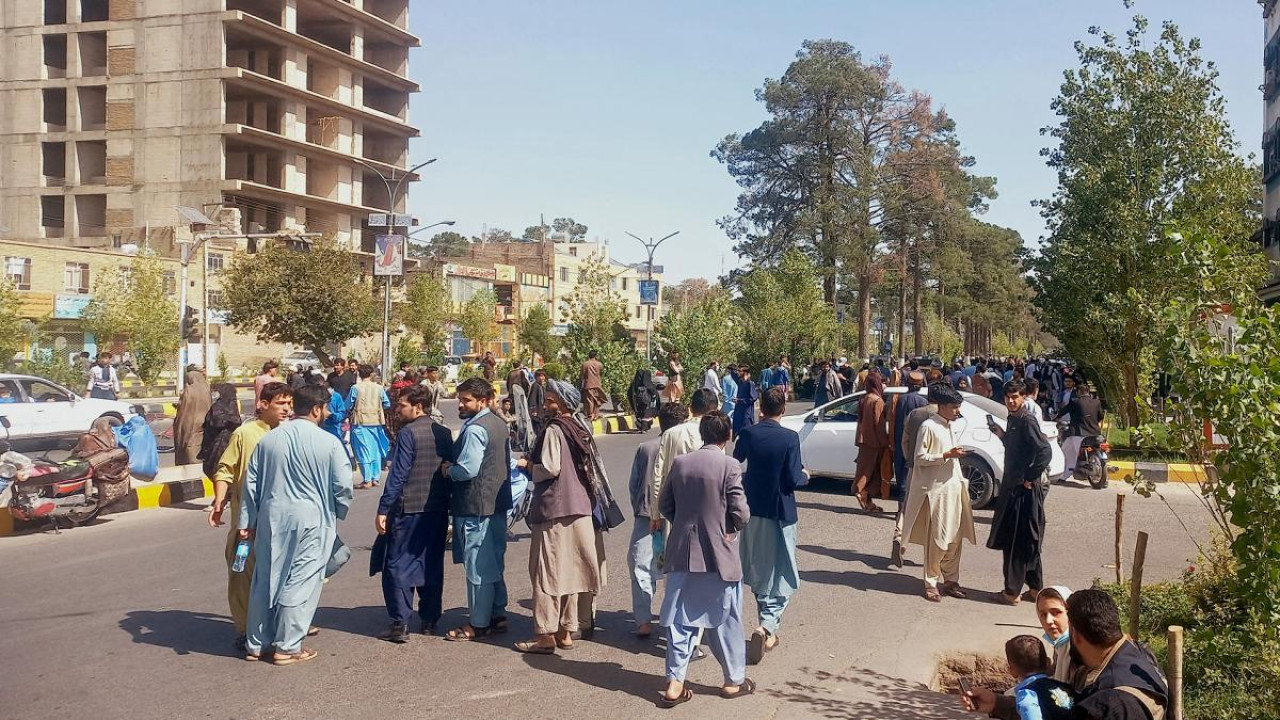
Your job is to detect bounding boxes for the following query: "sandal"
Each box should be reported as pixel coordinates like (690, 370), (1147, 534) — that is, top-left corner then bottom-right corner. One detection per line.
(513, 640), (556, 655)
(444, 625), (491, 642)
(747, 629), (767, 665)
(307, 626), (320, 637)
(941, 582), (968, 599)
(635, 623), (653, 639)
(721, 678), (757, 699)
(271, 647), (318, 666)
(924, 588), (942, 603)
(556, 637), (575, 650)
(490, 616), (509, 634)
(659, 688), (694, 709)
(991, 591), (1021, 606)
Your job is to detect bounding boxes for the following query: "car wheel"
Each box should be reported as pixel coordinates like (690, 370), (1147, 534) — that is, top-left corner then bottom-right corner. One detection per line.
(961, 456), (996, 510)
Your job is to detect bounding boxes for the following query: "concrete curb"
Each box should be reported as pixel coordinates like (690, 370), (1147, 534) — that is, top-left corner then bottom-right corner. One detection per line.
(1107, 460), (1208, 484)
(591, 414), (638, 435)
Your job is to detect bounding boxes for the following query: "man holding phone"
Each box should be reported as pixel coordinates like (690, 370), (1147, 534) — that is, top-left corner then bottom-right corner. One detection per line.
(899, 385), (976, 602)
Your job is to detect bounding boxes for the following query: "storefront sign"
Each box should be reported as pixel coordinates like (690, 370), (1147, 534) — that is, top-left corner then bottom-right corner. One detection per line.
(54, 294), (91, 319)
(445, 263), (497, 281)
(495, 264), (516, 282)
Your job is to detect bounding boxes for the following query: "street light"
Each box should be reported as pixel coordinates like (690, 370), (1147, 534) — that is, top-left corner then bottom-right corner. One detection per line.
(349, 157), (437, 378)
(624, 230), (679, 363)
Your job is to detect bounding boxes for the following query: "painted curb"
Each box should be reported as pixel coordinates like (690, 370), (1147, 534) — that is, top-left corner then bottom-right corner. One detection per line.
(1107, 460), (1208, 484)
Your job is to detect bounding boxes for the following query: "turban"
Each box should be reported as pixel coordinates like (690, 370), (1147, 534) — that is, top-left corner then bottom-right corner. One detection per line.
(547, 379), (581, 412)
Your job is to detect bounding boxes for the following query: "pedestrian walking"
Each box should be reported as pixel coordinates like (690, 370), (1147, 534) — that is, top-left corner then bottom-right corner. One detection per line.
(239, 385), (353, 665)
(347, 364), (391, 489)
(514, 380), (605, 654)
(481, 351), (497, 381)
(253, 361), (281, 405)
(889, 371), (928, 564)
(773, 358), (792, 402)
(702, 360), (721, 399)
(372, 386), (456, 643)
(662, 352), (685, 403)
(732, 387), (805, 665)
(731, 365), (759, 436)
(321, 375), (348, 448)
(443, 378), (515, 642)
(853, 373), (891, 513)
(719, 366), (738, 415)
(657, 411), (755, 708)
(987, 380), (1053, 605)
(207, 381), (292, 652)
(900, 385), (976, 602)
(326, 358), (356, 399)
(628, 365), (659, 432)
(87, 351), (121, 400)
(506, 359), (531, 399)
(650, 388), (717, 532)
(628, 402), (684, 638)
(173, 368), (212, 466)
(528, 368), (548, 437)
(579, 350), (606, 420)
(814, 360), (842, 407)
(198, 382), (242, 485)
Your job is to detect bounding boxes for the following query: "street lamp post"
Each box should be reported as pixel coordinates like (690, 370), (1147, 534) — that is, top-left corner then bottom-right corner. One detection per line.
(624, 230), (679, 363)
(349, 157), (437, 379)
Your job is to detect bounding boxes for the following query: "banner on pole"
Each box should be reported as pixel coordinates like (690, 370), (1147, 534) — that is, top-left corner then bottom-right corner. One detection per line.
(639, 279), (660, 305)
(375, 234), (405, 276)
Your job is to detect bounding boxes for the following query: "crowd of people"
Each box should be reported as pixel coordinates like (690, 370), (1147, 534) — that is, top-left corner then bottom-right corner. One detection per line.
(171, 346), (1163, 718)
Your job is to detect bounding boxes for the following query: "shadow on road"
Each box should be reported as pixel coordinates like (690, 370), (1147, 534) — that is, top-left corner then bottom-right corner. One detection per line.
(799, 568), (925, 598)
(312, 604), (393, 639)
(118, 609), (237, 657)
(795, 499), (895, 521)
(798, 543), (896, 572)
(520, 653), (722, 707)
(767, 666), (964, 720)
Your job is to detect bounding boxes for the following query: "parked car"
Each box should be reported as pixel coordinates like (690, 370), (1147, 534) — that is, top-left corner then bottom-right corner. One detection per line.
(778, 387), (1065, 510)
(0, 373), (144, 452)
(441, 356), (463, 383)
(282, 350), (319, 368)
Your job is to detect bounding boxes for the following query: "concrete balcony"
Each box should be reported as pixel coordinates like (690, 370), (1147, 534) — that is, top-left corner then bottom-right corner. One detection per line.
(223, 67), (419, 137)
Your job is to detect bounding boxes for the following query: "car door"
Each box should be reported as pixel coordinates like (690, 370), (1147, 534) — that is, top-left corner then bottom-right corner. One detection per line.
(18, 378), (78, 438)
(797, 393), (864, 478)
(0, 378), (39, 439)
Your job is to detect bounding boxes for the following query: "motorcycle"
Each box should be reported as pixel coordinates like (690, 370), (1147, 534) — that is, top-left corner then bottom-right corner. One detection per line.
(1055, 418), (1111, 489)
(0, 416), (132, 532)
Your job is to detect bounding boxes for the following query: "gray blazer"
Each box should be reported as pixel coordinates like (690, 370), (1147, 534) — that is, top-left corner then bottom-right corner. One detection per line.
(658, 445), (750, 583)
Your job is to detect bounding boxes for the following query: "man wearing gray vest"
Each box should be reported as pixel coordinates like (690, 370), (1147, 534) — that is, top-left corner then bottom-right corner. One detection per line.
(442, 377), (520, 642)
(372, 385), (456, 643)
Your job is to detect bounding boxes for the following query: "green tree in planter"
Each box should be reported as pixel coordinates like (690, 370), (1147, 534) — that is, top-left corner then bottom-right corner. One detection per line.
(81, 253), (180, 383)
(517, 303), (559, 364)
(560, 256), (640, 406)
(735, 250), (839, 371)
(399, 272), (450, 356)
(0, 281), (26, 368)
(457, 289), (498, 356)
(654, 291), (742, 382)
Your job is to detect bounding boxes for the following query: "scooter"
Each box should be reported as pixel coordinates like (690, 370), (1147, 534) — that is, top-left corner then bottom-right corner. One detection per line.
(1073, 434), (1111, 489)
(0, 416), (132, 531)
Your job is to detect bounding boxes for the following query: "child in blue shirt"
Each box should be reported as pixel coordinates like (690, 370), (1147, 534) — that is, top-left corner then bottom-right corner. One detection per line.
(1005, 635), (1076, 720)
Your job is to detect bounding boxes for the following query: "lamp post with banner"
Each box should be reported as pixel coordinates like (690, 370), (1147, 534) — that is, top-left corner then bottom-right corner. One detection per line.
(352, 157), (436, 378)
(625, 230), (678, 363)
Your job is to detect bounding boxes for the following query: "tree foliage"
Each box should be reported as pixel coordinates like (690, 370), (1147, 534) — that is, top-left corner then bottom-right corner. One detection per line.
(410, 231), (471, 259)
(735, 250), (840, 371)
(457, 289), (498, 355)
(654, 291), (742, 381)
(560, 255), (640, 403)
(399, 272), (450, 355)
(0, 281), (26, 366)
(552, 217), (588, 242)
(81, 253), (181, 383)
(220, 238), (380, 367)
(517, 303), (559, 363)
(1032, 7), (1261, 425)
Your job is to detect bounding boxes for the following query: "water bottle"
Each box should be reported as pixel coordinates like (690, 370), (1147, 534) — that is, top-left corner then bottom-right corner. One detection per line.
(651, 529), (666, 572)
(232, 539), (251, 573)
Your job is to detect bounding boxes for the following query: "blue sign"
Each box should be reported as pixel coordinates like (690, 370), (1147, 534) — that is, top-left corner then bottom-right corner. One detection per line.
(54, 294), (91, 319)
(639, 279), (660, 306)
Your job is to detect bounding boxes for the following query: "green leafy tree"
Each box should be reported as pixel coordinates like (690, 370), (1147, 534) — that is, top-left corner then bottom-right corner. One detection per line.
(81, 253), (180, 383)
(220, 237), (380, 367)
(457, 289), (498, 355)
(552, 217), (588, 242)
(654, 292), (742, 382)
(0, 281), (26, 367)
(411, 230), (471, 258)
(1032, 5), (1261, 425)
(399, 272), (450, 355)
(394, 336), (421, 367)
(517, 303), (559, 363)
(560, 256), (639, 404)
(522, 223), (551, 242)
(735, 250), (839, 371)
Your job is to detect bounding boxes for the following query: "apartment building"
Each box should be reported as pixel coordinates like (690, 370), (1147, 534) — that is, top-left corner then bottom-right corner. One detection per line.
(0, 0), (419, 367)
(1263, 0), (1280, 301)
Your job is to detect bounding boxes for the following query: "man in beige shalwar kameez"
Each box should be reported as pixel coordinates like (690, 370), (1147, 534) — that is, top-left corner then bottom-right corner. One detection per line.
(900, 385), (976, 603)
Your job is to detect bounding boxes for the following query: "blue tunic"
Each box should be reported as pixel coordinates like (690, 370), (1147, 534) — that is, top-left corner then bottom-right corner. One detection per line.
(720, 375), (738, 415)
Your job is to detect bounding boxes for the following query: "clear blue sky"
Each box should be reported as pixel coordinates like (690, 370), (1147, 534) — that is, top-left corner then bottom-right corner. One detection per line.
(404, 0), (1260, 282)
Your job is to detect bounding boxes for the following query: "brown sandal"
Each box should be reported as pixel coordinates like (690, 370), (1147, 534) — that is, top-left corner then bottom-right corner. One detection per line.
(924, 588), (942, 603)
(271, 647), (318, 666)
(991, 591), (1021, 606)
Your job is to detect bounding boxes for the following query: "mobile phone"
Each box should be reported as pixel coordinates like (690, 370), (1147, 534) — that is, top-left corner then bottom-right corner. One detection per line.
(958, 677), (972, 695)
(986, 414), (997, 428)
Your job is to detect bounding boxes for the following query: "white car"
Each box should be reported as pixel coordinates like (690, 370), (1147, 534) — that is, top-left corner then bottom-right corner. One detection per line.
(282, 350), (319, 368)
(779, 388), (1065, 509)
(0, 373), (143, 450)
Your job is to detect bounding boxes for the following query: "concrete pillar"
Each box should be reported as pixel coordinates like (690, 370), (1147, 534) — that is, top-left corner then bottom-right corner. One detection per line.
(282, 0), (298, 33)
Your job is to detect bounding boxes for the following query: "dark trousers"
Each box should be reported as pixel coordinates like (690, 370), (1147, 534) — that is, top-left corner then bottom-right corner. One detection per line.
(382, 511), (449, 625)
(1001, 547), (1043, 595)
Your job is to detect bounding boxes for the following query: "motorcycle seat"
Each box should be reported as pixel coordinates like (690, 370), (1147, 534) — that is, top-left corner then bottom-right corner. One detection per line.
(21, 461), (91, 488)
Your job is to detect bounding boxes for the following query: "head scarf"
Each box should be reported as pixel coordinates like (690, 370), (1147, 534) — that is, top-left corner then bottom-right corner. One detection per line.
(199, 383), (242, 480)
(1039, 586), (1073, 647)
(864, 372), (885, 397)
(546, 379), (581, 414)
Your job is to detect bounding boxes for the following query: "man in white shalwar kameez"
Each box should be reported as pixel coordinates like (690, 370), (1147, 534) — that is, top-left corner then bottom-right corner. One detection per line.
(900, 385), (976, 603)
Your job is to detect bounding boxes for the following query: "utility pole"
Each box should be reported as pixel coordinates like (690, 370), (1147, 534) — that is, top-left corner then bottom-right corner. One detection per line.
(625, 230), (679, 363)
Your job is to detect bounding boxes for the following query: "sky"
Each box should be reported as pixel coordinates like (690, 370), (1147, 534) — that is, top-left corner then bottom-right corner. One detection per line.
(404, 0), (1262, 283)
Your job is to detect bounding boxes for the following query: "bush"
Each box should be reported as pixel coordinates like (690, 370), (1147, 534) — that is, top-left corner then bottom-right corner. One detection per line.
(1101, 539), (1280, 720)
(542, 361), (566, 381)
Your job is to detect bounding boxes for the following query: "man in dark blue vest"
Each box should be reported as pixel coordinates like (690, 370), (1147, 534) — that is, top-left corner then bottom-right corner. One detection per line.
(372, 385), (456, 642)
(442, 378), (518, 642)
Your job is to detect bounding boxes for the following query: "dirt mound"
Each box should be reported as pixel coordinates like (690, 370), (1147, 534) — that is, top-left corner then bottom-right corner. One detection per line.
(936, 651), (1015, 695)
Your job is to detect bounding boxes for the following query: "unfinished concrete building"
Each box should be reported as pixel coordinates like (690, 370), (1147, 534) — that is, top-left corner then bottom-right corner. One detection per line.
(0, 0), (420, 252)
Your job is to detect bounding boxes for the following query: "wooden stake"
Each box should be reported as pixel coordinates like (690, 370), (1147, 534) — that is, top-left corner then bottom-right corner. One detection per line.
(1168, 625), (1184, 720)
(1129, 531), (1149, 639)
(1114, 494), (1125, 585)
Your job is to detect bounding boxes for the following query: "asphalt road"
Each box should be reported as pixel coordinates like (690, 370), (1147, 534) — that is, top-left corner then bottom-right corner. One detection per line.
(0, 403), (1211, 720)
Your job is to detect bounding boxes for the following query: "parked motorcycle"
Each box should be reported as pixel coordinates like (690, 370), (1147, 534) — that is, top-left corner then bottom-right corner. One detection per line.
(0, 416), (132, 531)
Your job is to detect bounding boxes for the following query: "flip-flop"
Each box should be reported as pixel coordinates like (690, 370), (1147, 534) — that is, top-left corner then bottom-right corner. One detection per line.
(747, 629), (767, 665)
(721, 678), (757, 699)
(924, 588), (942, 603)
(513, 641), (556, 655)
(444, 625), (491, 642)
(658, 688), (694, 709)
(271, 647), (318, 666)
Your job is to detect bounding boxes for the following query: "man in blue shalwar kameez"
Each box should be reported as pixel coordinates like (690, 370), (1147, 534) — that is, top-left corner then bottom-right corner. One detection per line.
(347, 364), (390, 488)
(442, 378), (518, 642)
(732, 387), (805, 666)
(732, 366), (759, 436)
(239, 385), (353, 666)
(371, 385), (455, 642)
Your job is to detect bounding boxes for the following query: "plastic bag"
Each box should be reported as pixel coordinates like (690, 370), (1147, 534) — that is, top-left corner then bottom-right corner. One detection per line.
(114, 415), (159, 479)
